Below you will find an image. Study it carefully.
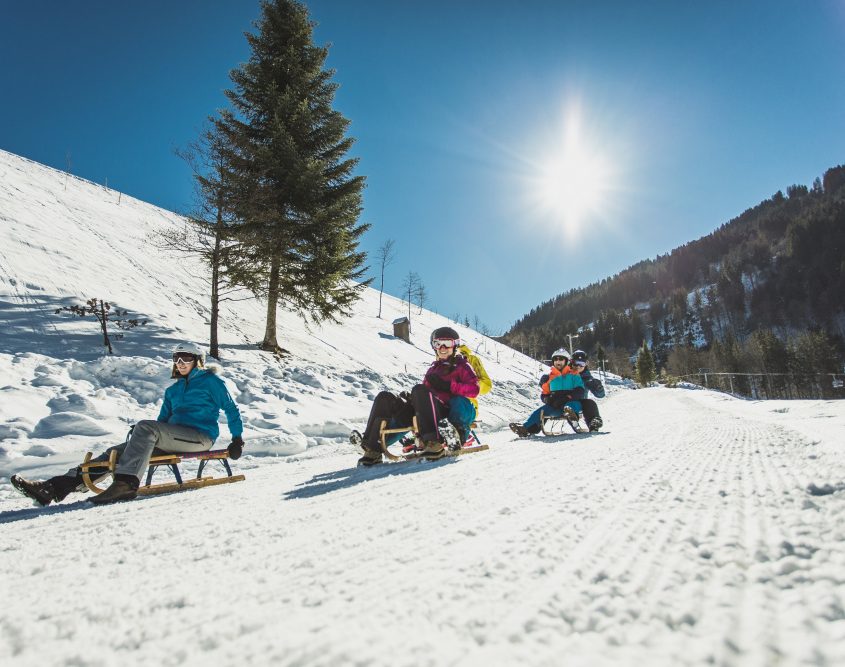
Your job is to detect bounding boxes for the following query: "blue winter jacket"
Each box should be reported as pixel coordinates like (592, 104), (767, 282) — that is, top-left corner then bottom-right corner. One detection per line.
(538, 366), (607, 406)
(158, 367), (243, 442)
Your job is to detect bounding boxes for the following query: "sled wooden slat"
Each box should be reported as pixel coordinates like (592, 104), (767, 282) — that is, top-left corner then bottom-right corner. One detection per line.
(449, 444), (488, 456)
(180, 450), (230, 460)
(137, 474), (245, 496)
(146, 455), (182, 465)
(394, 443), (489, 462)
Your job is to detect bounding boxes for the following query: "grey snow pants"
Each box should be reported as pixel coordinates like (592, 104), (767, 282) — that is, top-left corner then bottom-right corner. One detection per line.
(60, 419), (213, 484)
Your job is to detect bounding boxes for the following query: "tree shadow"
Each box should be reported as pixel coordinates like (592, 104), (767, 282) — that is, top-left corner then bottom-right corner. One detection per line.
(283, 456), (457, 500)
(215, 342), (290, 356)
(0, 294), (186, 360)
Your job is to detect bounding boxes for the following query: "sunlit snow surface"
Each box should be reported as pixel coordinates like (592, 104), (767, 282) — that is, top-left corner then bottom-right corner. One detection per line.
(1, 149), (844, 666)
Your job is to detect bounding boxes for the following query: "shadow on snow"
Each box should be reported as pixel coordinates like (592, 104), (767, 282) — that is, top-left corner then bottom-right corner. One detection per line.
(512, 432), (611, 444)
(0, 294), (186, 360)
(284, 456), (458, 500)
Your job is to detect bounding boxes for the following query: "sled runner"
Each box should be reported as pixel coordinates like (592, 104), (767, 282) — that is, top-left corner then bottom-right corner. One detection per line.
(540, 406), (585, 436)
(378, 417), (488, 462)
(80, 448), (245, 497)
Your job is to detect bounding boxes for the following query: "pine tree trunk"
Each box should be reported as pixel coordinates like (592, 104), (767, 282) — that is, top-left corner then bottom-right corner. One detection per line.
(261, 256), (281, 352)
(209, 203), (223, 359)
(210, 247), (220, 359)
(210, 267), (219, 358)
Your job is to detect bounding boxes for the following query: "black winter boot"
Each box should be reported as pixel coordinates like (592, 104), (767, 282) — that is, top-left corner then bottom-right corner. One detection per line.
(349, 429), (364, 453)
(88, 474), (140, 505)
(421, 440), (446, 461)
(357, 448), (383, 467)
(509, 423), (531, 438)
(588, 416), (603, 432)
(437, 419), (461, 451)
(11, 475), (58, 506)
(50, 473), (85, 501)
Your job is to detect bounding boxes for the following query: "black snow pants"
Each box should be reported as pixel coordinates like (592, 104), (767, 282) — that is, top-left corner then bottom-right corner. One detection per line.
(361, 385), (448, 451)
(579, 398), (601, 423)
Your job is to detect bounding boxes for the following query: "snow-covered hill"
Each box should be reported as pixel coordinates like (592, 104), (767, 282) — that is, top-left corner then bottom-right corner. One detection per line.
(1, 148), (844, 666)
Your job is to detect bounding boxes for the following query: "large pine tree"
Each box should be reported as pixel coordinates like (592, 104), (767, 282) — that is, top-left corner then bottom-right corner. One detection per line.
(635, 340), (657, 386)
(217, 0), (370, 352)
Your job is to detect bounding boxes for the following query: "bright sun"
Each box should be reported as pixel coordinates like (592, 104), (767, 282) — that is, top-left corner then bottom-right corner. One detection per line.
(530, 107), (614, 239)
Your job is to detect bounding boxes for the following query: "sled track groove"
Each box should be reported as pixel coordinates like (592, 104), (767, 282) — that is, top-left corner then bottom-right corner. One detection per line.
(455, 391), (834, 666)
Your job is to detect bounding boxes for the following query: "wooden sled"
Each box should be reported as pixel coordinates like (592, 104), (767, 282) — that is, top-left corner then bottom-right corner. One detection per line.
(540, 406), (585, 436)
(378, 416), (488, 462)
(80, 448), (245, 497)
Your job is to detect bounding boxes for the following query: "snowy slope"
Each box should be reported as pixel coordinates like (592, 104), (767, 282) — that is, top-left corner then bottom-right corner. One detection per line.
(1, 149), (845, 666)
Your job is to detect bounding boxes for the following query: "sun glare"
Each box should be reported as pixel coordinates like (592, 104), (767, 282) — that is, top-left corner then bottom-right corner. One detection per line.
(528, 105), (616, 241)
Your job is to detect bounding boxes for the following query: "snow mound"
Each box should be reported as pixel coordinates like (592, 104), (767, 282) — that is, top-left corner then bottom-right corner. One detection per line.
(31, 412), (112, 438)
(46, 393), (102, 416)
(245, 431), (309, 456)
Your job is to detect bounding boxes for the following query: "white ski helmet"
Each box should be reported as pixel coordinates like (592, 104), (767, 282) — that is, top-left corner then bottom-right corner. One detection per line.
(172, 341), (206, 365)
(550, 348), (570, 362)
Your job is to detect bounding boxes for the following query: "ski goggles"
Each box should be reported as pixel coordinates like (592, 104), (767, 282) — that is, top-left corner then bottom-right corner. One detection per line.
(431, 338), (458, 350)
(572, 361), (587, 369)
(551, 355), (568, 362)
(172, 353), (197, 364)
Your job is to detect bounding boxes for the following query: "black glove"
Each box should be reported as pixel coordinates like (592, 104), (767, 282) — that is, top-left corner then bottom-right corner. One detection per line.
(399, 390), (411, 402)
(546, 392), (571, 409)
(427, 375), (451, 393)
(228, 435), (244, 460)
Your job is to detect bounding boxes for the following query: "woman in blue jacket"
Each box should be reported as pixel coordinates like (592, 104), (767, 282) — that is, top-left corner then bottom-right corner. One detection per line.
(11, 342), (244, 506)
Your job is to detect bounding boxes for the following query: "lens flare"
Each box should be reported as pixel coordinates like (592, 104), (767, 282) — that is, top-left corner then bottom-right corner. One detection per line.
(526, 102), (618, 241)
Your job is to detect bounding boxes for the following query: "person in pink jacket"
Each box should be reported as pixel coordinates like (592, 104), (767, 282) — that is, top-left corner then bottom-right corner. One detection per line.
(351, 326), (480, 465)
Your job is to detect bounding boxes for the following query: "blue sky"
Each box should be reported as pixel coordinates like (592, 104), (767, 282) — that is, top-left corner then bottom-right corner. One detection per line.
(2, 1), (844, 333)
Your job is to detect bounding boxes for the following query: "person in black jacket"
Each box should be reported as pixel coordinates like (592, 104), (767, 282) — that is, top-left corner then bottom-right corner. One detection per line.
(569, 350), (605, 431)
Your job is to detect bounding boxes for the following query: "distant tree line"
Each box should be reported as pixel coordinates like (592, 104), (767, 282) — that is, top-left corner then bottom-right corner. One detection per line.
(664, 329), (842, 399)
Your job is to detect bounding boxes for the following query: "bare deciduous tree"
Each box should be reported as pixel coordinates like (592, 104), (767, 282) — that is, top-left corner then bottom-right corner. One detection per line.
(401, 271), (421, 330)
(55, 298), (147, 355)
(157, 121), (251, 359)
(376, 239), (397, 318)
(417, 283), (428, 314)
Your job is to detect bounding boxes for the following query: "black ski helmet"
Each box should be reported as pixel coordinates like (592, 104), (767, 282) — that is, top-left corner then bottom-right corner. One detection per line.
(572, 350), (588, 363)
(430, 326), (461, 351)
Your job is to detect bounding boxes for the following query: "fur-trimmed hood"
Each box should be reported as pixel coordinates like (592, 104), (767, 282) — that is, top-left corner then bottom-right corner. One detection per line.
(170, 361), (221, 379)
